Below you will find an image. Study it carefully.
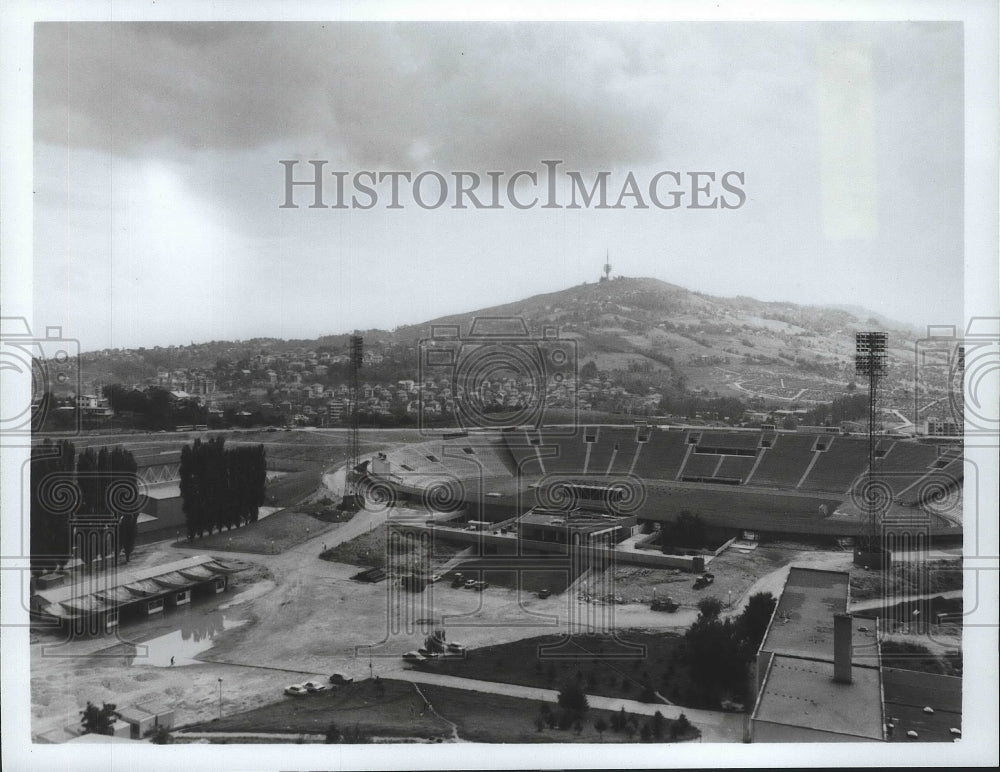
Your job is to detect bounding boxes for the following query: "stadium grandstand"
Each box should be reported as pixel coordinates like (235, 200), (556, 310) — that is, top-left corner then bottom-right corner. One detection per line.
(364, 427), (963, 543)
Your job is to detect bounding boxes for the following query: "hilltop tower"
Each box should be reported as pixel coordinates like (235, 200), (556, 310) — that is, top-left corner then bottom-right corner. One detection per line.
(600, 252), (612, 283)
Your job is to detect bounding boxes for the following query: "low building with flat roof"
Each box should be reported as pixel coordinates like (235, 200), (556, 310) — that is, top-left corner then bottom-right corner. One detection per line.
(750, 566), (885, 742)
(517, 507), (636, 545)
(750, 564), (964, 743)
(31, 555), (241, 635)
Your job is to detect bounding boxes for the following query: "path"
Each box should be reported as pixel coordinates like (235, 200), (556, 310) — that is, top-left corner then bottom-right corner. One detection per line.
(385, 668), (745, 742)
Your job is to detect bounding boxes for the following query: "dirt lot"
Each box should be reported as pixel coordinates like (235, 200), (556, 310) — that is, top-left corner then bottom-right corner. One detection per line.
(592, 541), (847, 613)
(850, 559), (963, 602)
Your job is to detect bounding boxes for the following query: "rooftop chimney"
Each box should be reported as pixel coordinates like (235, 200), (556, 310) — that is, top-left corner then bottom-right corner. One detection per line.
(833, 613), (853, 684)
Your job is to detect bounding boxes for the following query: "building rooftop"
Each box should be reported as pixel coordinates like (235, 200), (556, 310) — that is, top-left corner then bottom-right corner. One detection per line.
(882, 667), (962, 742)
(760, 567), (878, 666)
(519, 507), (625, 531)
(32, 555), (240, 619)
(753, 654), (884, 741)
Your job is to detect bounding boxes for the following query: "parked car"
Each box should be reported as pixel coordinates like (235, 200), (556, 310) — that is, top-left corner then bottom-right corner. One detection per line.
(537, 588), (552, 599)
(402, 651), (426, 664)
(328, 673), (354, 686)
(464, 579), (478, 589)
(301, 681), (326, 693)
(284, 684), (308, 697)
(446, 642), (467, 655)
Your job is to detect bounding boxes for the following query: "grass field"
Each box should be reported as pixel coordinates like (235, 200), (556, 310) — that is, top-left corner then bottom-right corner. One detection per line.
(424, 631), (711, 707)
(180, 677), (698, 743)
(184, 509), (341, 554)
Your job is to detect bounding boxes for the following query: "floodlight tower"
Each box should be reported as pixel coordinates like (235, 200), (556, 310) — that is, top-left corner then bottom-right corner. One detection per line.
(341, 334), (364, 510)
(855, 331), (888, 565)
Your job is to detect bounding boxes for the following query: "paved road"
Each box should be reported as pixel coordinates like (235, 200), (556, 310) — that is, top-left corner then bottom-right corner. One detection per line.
(385, 667), (746, 742)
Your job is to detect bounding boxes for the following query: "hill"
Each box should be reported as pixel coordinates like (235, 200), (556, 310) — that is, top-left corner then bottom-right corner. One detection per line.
(76, 277), (928, 407)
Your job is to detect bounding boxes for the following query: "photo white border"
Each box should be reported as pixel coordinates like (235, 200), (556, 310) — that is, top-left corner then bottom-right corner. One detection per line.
(2, 1), (997, 770)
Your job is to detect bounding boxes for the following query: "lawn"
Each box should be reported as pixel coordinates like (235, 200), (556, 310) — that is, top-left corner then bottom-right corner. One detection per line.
(180, 678), (698, 744)
(426, 631), (710, 708)
(182, 509), (341, 554)
(183, 679), (449, 740)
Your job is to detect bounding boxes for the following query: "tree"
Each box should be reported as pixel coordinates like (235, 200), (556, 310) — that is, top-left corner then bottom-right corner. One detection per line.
(594, 716), (608, 740)
(324, 721), (342, 743)
(683, 617), (744, 706)
(80, 701), (120, 735)
(150, 726), (174, 744)
(735, 591), (777, 654)
(118, 513), (138, 562)
(30, 439), (76, 573)
(661, 509), (706, 551)
(651, 710), (666, 740)
(557, 681), (589, 719)
(697, 596), (724, 621)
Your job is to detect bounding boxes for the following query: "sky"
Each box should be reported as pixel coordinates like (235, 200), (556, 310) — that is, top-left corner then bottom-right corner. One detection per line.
(32, 21), (965, 351)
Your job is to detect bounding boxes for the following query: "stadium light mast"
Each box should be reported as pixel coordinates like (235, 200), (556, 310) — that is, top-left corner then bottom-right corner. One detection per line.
(341, 334), (364, 511)
(855, 331), (888, 567)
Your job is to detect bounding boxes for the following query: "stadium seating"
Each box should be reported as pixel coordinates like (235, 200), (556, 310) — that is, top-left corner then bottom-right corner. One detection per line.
(680, 452), (722, 479)
(746, 434), (817, 488)
(630, 429), (689, 480)
(797, 437), (870, 493)
(877, 441), (939, 474)
(716, 455), (756, 482)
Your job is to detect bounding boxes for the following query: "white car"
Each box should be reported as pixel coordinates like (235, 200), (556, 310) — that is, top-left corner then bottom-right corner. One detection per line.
(284, 684), (308, 697)
(402, 651), (426, 664)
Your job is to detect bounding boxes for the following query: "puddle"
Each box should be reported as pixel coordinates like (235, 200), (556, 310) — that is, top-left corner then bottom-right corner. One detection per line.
(127, 610), (247, 667)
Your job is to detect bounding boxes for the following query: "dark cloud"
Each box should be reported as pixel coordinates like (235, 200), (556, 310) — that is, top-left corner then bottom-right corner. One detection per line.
(34, 22), (668, 170)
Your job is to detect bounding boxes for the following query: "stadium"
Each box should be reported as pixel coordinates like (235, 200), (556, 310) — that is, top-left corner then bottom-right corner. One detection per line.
(359, 425), (964, 555)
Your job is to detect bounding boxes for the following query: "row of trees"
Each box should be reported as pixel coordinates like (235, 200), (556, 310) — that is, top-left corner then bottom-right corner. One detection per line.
(30, 440), (140, 573)
(179, 438), (267, 540)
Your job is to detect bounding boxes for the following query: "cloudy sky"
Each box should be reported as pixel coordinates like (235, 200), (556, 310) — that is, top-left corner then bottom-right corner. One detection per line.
(33, 21), (964, 351)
